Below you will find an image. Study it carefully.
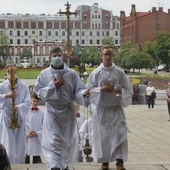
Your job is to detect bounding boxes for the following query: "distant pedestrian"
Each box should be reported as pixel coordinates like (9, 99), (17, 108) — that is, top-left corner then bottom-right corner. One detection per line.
(165, 82), (170, 121)
(146, 81), (156, 109)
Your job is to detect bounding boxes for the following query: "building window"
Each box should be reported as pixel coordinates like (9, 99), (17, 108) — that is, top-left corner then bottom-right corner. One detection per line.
(76, 39), (79, 44)
(92, 15), (94, 19)
(82, 39), (85, 44)
(98, 23), (100, 29)
(95, 23), (97, 29)
(97, 31), (100, 36)
(90, 31), (93, 36)
(55, 31), (58, 36)
(117, 23), (119, 29)
(115, 39), (118, 44)
(90, 40), (93, 44)
(25, 39), (28, 44)
(98, 15), (100, 19)
(39, 31), (42, 36)
(92, 23), (94, 29)
(76, 31), (79, 36)
(62, 31), (65, 36)
(10, 39), (13, 44)
(17, 31), (20, 36)
(82, 31), (85, 36)
(106, 31), (109, 36)
(105, 22), (110, 29)
(48, 31), (51, 36)
(83, 14), (87, 19)
(115, 30), (118, 36)
(31, 22), (36, 29)
(17, 39), (20, 44)
(25, 31), (28, 36)
(97, 39), (100, 45)
(9, 31), (13, 36)
(16, 22), (21, 29)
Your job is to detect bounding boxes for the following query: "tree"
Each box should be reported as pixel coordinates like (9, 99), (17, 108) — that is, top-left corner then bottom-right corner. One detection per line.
(82, 46), (102, 66)
(0, 32), (11, 64)
(102, 37), (114, 48)
(143, 41), (158, 66)
(114, 41), (133, 68)
(154, 31), (170, 71)
(20, 47), (33, 61)
(125, 48), (154, 73)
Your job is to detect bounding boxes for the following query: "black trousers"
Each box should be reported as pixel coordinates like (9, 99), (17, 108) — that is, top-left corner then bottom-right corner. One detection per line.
(25, 154), (42, 164)
(167, 100), (170, 117)
(148, 96), (154, 108)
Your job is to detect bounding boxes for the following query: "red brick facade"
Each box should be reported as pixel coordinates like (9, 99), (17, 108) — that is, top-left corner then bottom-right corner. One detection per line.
(120, 4), (170, 48)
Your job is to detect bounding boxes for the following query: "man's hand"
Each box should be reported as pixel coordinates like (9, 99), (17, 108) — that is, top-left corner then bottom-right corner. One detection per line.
(101, 84), (115, 93)
(53, 78), (64, 88)
(27, 131), (37, 138)
(83, 89), (90, 97)
(6, 92), (18, 99)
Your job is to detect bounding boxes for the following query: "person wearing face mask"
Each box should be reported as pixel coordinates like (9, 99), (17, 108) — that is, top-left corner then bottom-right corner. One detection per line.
(34, 47), (90, 170)
(0, 64), (31, 164)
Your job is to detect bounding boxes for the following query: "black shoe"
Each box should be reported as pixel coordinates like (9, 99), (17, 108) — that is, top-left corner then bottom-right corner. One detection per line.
(51, 168), (60, 170)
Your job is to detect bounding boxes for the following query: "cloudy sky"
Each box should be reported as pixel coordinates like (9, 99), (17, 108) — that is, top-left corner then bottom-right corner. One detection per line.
(0, 0), (169, 16)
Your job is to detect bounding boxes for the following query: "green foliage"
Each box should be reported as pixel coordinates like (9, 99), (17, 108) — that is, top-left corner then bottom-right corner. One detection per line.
(154, 31), (170, 71)
(0, 32), (11, 63)
(129, 78), (141, 85)
(82, 46), (102, 66)
(102, 37), (114, 48)
(20, 47), (33, 60)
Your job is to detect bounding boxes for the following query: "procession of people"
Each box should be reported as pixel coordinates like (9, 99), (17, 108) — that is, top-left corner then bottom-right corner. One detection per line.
(0, 45), (169, 170)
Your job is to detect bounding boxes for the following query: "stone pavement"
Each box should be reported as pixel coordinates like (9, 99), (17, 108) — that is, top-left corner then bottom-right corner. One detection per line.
(12, 99), (170, 170)
(1, 78), (170, 169)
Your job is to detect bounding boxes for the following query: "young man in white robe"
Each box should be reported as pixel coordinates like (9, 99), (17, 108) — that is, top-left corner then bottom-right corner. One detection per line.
(86, 45), (133, 170)
(25, 92), (44, 164)
(0, 64), (31, 164)
(34, 47), (89, 170)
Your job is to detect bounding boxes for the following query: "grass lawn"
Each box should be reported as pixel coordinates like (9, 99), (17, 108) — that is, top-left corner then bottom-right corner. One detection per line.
(0, 69), (42, 79)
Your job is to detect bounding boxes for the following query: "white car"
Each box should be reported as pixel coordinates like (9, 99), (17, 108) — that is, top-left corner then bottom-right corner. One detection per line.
(157, 64), (166, 71)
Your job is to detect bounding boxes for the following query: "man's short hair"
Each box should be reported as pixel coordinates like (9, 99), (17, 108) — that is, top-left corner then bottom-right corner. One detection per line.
(50, 47), (62, 55)
(102, 45), (114, 53)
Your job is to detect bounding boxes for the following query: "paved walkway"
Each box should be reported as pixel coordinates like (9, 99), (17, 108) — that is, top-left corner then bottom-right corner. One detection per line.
(1, 78), (170, 169)
(12, 99), (170, 170)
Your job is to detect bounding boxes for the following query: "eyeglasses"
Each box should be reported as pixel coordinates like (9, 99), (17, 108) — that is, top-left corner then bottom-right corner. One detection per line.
(102, 53), (113, 57)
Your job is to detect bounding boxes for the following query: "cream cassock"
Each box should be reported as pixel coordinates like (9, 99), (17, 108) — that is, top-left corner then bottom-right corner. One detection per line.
(0, 79), (31, 164)
(34, 63), (89, 170)
(25, 108), (44, 156)
(86, 63), (133, 163)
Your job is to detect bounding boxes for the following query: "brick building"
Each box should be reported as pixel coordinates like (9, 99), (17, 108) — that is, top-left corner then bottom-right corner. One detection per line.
(0, 3), (120, 65)
(120, 4), (170, 48)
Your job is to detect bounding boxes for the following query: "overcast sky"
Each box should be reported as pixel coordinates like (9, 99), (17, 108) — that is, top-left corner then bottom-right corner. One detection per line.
(0, 0), (169, 16)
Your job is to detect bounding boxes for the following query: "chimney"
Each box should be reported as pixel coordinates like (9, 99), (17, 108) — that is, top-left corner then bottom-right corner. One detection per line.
(152, 7), (156, 12)
(120, 10), (125, 18)
(159, 7), (163, 12)
(168, 9), (170, 15)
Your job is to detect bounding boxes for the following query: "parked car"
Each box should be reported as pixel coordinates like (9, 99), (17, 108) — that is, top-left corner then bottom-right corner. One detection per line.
(157, 64), (166, 71)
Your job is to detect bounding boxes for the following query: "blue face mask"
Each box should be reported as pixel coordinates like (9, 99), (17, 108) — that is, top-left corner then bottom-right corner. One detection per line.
(51, 56), (63, 68)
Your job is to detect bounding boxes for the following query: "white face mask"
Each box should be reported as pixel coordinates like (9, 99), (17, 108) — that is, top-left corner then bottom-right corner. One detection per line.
(51, 56), (63, 68)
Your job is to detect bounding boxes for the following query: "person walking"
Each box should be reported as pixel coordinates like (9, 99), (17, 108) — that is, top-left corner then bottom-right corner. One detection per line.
(146, 81), (156, 109)
(166, 82), (170, 121)
(0, 64), (31, 164)
(34, 47), (89, 170)
(86, 45), (133, 170)
(25, 92), (44, 164)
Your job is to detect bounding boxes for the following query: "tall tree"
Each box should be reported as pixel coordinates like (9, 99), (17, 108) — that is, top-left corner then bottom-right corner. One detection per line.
(0, 32), (11, 63)
(154, 31), (170, 71)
